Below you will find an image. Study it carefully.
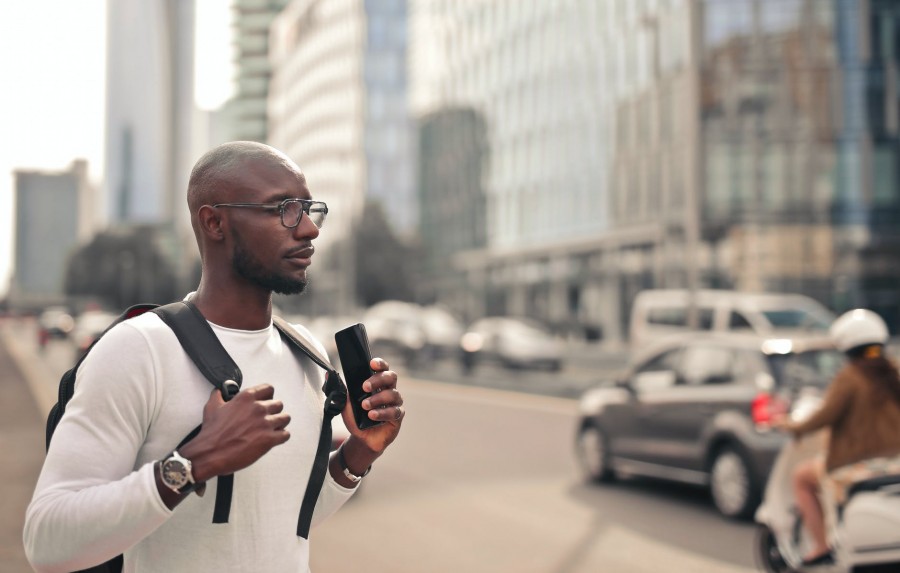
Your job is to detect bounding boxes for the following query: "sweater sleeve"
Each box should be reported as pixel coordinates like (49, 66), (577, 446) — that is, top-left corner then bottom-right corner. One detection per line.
(789, 367), (855, 436)
(309, 471), (357, 529)
(23, 323), (172, 573)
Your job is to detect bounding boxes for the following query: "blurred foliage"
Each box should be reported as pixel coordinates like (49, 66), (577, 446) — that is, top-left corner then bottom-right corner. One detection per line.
(64, 225), (180, 310)
(353, 200), (421, 307)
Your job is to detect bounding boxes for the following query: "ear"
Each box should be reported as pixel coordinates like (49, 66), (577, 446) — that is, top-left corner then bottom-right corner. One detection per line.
(197, 205), (226, 242)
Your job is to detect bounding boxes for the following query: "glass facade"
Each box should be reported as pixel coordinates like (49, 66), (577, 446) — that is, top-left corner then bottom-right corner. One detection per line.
(269, 0), (413, 313)
(700, 0), (900, 326)
(412, 0), (900, 339)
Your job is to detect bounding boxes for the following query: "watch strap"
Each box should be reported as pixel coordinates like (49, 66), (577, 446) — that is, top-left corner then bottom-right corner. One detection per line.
(337, 445), (371, 482)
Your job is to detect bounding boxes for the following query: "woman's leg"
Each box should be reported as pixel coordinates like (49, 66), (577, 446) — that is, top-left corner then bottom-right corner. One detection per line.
(792, 458), (830, 559)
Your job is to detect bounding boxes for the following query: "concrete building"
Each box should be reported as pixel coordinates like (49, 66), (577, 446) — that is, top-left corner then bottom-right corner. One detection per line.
(8, 161), (93, 309)
(268, 0), (414, 313)
(412, 0), (900, 341)
(227, 0), (293, 142)
(105, 0), (196, 230)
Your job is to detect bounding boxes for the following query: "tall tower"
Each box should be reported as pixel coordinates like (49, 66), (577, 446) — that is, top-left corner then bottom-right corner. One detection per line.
(228, 0), (292, 142)
(104, 0), (195, 231)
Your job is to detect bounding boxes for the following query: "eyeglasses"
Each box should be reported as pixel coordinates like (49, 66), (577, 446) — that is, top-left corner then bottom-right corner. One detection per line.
(213, 198), (328, 229)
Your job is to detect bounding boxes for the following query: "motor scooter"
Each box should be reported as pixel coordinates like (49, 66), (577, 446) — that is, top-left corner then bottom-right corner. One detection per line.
(754, 389), (900, 572)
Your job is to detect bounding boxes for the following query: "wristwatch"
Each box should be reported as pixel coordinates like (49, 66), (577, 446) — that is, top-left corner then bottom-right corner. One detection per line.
(159, 450), (196, 494)
(337, 446), (371, 483)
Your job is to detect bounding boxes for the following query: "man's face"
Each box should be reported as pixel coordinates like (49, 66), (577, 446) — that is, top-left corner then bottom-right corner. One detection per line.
(221, 159), (320, 295)
(232, 224), (308, 295)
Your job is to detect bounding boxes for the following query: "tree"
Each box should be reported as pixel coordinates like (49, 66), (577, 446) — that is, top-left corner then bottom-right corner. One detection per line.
(353, 200), (421, 307)
(64, 225), (180, 310)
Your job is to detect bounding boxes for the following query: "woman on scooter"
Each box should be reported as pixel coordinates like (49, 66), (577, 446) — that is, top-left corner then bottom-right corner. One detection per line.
(777, 308), (900, 566)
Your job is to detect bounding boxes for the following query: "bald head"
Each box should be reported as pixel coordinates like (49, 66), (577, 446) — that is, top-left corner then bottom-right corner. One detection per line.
(187, 141), (301, 212)
(187, 141), (309, 258)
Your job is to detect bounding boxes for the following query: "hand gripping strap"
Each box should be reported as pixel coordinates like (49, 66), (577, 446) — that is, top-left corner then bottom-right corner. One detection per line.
(273, 317), (348, 538)
(152, 301), (241, 524)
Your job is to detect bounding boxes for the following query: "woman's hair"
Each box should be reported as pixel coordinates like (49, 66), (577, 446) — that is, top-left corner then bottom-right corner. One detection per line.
(846, 344), (900, 404)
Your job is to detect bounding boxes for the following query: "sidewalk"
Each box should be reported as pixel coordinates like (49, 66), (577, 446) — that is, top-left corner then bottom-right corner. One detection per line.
(0, 319), (47, 572)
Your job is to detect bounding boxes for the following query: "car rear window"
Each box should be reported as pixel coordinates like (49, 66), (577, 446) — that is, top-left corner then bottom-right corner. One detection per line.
(767, 349), (843, 389)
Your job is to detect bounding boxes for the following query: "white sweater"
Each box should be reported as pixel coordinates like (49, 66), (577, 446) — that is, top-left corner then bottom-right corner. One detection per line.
(24, 311), (355, 573)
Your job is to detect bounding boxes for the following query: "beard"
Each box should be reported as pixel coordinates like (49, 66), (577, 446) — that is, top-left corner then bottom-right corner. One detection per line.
(232, 229), (308, 295)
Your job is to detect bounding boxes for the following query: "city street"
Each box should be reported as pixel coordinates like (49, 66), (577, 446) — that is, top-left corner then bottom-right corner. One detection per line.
(1, 318), (758, 573)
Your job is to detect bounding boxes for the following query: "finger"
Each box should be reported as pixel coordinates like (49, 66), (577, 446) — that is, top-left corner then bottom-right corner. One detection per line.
(204, 387), (226, 416)
(369, 357), (389, 372)
(257, 399), (285, 415)
(270, 429), (291, 446)
(267, 412), (291, 431)
(363, 370), (398, 393)
(243, 383), (275, 401)
(361, 389), (403, 411)
(369, 404), (404, 423)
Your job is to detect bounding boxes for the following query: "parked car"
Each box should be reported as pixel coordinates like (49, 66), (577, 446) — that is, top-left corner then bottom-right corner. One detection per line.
(459, 316), (563, 373)
(628, 289), (835, 351)
(363, 301), (426, 367)
(418, 305), (464, 360)
(71, 309), (121, 357)
(574, 332), (841, 519)
(38, 306), (75, 340)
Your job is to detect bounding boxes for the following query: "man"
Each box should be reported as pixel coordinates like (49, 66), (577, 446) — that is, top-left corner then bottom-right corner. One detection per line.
(24, 141), (405, 572)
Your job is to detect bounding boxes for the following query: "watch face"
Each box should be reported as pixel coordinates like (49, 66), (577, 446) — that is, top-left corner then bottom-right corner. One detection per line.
(163, 459), (188, 488)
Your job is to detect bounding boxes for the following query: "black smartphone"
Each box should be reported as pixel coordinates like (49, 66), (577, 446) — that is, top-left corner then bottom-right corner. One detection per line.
(334, 323), (383, 430)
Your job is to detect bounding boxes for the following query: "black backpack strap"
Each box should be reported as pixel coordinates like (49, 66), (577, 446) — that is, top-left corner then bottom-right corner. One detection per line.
(152, 301), (241, 524)
(153, 301), (242, 399)
(273, 316), (348, 539)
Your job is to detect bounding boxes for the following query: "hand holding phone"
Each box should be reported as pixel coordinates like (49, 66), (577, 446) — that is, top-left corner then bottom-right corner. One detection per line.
(334, 323), (383, 430)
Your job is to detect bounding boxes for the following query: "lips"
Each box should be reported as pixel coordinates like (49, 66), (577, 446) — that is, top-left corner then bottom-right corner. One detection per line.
(285, 246), (314, 266)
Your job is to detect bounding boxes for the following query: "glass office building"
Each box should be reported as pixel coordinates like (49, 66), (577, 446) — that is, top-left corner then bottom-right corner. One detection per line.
(417, 0), (900, 340)
(269, 0), (413, 313)
(700, 0), (900, 327)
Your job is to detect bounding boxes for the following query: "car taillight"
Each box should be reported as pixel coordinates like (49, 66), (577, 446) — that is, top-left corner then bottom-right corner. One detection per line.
(751, 392), (788, 428)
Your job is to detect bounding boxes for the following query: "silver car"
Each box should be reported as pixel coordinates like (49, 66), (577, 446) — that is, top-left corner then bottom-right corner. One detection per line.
(459, 316), (563, 373)
(574, 332), (841, 519)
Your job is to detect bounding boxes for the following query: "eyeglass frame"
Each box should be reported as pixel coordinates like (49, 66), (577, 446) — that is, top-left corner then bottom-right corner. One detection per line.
(212, 198), (328, 229)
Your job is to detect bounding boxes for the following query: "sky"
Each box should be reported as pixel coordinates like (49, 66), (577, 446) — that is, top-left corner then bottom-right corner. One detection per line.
(0, 0), (232, 298)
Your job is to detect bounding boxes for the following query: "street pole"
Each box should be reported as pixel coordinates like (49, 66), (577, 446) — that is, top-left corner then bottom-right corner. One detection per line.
(685, 0), (703, 328)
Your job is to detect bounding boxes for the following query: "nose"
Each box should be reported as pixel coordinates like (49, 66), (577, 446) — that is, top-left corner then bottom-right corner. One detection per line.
(291, 211), (320, 240)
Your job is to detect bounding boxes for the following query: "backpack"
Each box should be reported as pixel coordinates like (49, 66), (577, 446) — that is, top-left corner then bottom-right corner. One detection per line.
(44, 300), (347, 573)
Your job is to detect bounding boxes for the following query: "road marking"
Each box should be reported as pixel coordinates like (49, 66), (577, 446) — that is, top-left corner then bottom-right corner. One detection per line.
(404, 376), (577, 415)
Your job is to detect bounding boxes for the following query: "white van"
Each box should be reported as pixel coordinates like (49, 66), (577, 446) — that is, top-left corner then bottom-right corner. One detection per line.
(628, 289), (836, 350)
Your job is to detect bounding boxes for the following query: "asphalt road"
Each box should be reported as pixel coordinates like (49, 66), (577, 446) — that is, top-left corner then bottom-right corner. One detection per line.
(2, 319), (759, 573)
(309, 380), (759, 573)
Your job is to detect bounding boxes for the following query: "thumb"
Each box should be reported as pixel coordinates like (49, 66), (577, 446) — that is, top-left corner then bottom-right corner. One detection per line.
(204, 387), (226, 415)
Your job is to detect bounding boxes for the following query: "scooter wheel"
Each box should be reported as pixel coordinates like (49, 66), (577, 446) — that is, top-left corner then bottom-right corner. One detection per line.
(754, 525), (796, 573)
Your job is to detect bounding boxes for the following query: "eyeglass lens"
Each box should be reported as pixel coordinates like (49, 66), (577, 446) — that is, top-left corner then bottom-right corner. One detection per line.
(283, 200), (327, 229)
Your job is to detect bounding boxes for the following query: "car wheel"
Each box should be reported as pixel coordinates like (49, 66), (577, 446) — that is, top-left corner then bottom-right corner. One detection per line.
(576, 424), (615, 483)
(754, 525), (794, 573)
(709, 445), (759, 519)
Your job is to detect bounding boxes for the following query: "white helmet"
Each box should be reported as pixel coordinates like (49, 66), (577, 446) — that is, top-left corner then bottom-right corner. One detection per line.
(829, 309), (889, 352)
